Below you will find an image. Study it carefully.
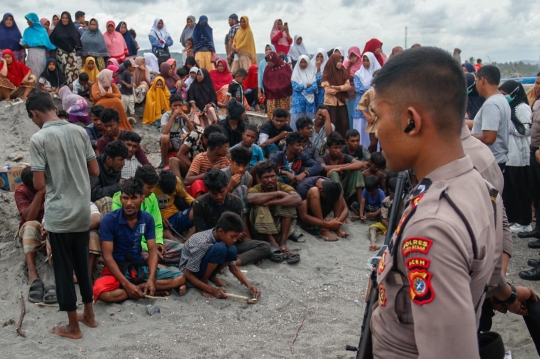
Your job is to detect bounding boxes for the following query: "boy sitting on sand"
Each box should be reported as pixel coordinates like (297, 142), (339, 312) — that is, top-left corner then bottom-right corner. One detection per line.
(94, 179), (186, 303)
(179, 212), (261, 299)
(361, 152), (386, 192)
(367, 177), (396, 251)
(354, 175), (385, 228)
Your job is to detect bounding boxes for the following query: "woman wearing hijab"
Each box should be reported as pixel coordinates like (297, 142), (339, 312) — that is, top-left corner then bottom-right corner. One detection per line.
(143, 76), (171, 125)
(257, 44), (276, 102)
(290, 55), (317, 130)
(362, 38), (385, 66)
(21, 13), (56, 79)
(0, 14), (26, 63)
(231, 16), (256, 73)
(243, 64), (259, 110)
(321, 53), (351, 136)
(343, 46), (362, 129)
(115, 21), (137, 58)
(498, 80), (532, 232)
(148, 18), (173, 64)
(192, 16), (215, 71)
(353, 52), (381, 146)
(80, 19), (109, 71)
(465, 73), (484, 120)
(311, 48), (328, 107)
(210, 59), (234, 114)
(388, 46), (403, 59)
(90, 69), (132, 131)
(49, 12), (82, 85)
(81, 57), (99, 83)
(104, 21), (128, 63)
(188, 68), (218, 128)
(462, 62), (475, 73)
(159, 62), (182, 93)
(270, 19), (292, 55)
(263, 51), (293, 120)
(180, 16), (196, 48)
(40, 18), (51, 35)
(288, 35), (309, 68)
(0, 49), (36, 101)
(143, 52), (160, 77)
(39, 58), (65, 96)
(133, 56), (152, 103)
(59, 85), (91, 123)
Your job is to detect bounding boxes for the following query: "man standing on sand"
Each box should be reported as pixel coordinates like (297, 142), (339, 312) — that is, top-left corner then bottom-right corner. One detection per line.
(27, 91), (99, 339)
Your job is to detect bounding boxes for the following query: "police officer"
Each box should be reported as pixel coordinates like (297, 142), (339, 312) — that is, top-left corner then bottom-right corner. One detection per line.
(369, 47), (504, 358)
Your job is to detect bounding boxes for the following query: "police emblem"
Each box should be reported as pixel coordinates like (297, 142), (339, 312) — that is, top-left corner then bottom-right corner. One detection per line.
(377, 250), (387, 275)
(379, 283), (386, 307)
(408, 269), (434, 305)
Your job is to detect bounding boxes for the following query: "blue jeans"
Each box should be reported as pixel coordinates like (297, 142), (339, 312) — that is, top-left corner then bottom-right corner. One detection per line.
(194, 242), (237, 279)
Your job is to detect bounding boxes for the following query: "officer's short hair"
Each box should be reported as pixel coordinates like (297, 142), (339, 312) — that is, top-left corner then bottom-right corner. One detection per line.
(373, 46), (466, 137)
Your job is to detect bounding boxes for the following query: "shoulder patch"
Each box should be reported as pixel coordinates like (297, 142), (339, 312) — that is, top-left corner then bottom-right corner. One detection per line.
(377, 250), (387, 275)
(408, 269), (434, 305)
(406, 257), (431, 271)
(378, 283), (387, 307)
(402, 237), (433, 256)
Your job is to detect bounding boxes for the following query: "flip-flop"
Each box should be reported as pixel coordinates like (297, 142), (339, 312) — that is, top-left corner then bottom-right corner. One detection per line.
(270, 250), (287, 262)
(43, 285), (57, 304)
(286, 253), (300, 265)
(28, 279), (44, 303)
(288, 230), (306, 243)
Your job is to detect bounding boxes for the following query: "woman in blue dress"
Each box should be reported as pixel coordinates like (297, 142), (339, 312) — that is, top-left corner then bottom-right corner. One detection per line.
(311, 48), (328, 108)
(290, 54), (317, 130)
(353, 52), (381, 146)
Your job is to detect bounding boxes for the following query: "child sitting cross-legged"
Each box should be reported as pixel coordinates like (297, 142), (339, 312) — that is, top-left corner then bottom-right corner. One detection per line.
(354, 175), (386, 246)
(367, 177), (397, 251)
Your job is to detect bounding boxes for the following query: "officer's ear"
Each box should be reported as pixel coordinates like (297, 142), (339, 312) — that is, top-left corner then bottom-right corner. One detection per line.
(403, 107), (423, 136)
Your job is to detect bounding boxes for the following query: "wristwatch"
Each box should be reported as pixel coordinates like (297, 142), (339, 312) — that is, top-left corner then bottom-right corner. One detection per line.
(499, 282), (517, 306)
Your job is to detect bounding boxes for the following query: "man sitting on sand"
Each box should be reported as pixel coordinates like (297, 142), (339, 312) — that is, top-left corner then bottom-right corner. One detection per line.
(297, 176), (349, 242)
(258, 108), (293, 158)
(90, 140), (128, 202)
(94, 179), (186, 303)
(317, 132), (366, 205)
(230, 125), (264, 172)
(247, 162), (302, 262)
(185, 132), (230, 198)
(85, 105), (106, 149)
(179, 212), (261, 299)
(295, 116), (318, 160)
(193, 170), (271, 266)
(95, 108), (151, 165)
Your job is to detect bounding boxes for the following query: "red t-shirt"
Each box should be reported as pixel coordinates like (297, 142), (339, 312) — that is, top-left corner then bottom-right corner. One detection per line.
(14, 184), (44, 228)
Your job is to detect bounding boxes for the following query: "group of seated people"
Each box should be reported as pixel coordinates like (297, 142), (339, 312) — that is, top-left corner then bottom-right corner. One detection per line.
(16, 99), (394, 305)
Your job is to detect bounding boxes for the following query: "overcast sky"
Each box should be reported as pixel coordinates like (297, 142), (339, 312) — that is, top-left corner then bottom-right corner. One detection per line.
(7, 0), (540, 63)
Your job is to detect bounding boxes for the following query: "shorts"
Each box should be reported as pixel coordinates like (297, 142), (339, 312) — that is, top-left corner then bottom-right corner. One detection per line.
(167, 208), (193, 234)
(369, 221), (388, 235)
(93, 265), (183, 301)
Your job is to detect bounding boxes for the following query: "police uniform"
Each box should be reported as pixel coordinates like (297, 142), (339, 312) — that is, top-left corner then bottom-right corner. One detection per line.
(370, 156), (503, 359)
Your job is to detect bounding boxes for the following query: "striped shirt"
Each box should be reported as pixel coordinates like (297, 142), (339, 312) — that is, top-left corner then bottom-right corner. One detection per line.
(188, 152), (230, 175)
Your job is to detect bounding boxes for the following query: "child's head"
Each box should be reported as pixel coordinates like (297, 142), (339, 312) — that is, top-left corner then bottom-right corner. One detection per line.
(387, 177), (397, 196)
(119, 178), (145, 215)
(345, 129), (360, 151)
(186, 38), (193, 48)
(124, 59), (136, 73)
(326, 131), (345, 157)
(169, 94), (183, 111)
(362, 54), (370, 69)
(134, 165), (159, 197)
(189, 67), (197, 79)
(128, 28), (136, 39)
(229, 146), (251, 176)
(203, 169), (229, 205)
(369, 152), (386, 172)
(57, 110), (69, 119)
(242, 125), (258, 147)
(176, 68), (188, 79)
(215, 212), (244, 246)
(86, 59), (95, 70)
(234, 68), (248, 84)
(278, 52), (286, 62)
(365, 175), (380, 194)
(47, 59), (56, 71)
(158, 170), (177, 195)
(320, 179), (342, 205)
(78, 72), (89, 86)
(122, 131), (141, 159)
(298, 57), (308, 70)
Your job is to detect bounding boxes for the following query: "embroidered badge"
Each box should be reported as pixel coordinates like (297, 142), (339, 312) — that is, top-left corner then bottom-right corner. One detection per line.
(379, 283), (387, 307)
(406, 257), (431, 271)
(408, 269), (434, 305)
(377, 250), (387, 275)
(402, 237), (433, 257)
(139, 224), (146, 234)
(411, 178), (432, 198)
(395, 194), (425, 236)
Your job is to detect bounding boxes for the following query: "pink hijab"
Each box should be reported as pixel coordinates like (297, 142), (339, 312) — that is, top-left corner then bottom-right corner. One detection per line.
(270, 19), (288, 46)
(103, 21), (127, 58)
(344, 46), (362, 77)
(40, 18), (52, 35)
(107, 64), (119, 84)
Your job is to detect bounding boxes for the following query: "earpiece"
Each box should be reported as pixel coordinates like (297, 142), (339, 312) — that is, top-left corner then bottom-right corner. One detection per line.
(404, 120), (415, 133)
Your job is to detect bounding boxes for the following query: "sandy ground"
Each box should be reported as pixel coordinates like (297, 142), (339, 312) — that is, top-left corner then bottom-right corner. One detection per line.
(0, 103), (539, 358)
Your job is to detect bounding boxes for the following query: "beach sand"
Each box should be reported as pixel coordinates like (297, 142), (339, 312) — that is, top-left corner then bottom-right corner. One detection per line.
(0, 103), (538, 358)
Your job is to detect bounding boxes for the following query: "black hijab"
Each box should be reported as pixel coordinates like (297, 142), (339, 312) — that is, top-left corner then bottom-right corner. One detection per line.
(499, 80), (529, 135)
(465, 73), (484, 120)
(187, 68), (217, 110)
(40, 58), (66, 88)
(183, 56), (198, 72)
(49, 11), (82, 52)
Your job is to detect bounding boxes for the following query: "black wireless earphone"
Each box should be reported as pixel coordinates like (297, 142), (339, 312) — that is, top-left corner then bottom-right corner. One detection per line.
(404, 120), (415, 133)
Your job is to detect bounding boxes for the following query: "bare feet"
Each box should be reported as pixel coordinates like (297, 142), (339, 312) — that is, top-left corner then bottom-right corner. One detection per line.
(50, 324), (82, 339)
(198, 289), (215, 298)
(337, 229), (349, 238)
(369, 244), (381, 252)
(178, 285), (187, 296)
(77, 313), (98, 328)
(321, 229), (339, 242)
(153, 291), (170, 296)
(211, 278), (229, 287)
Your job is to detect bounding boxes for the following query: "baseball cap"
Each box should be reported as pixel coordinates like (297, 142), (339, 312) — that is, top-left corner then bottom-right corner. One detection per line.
(229, 14), (238, 21)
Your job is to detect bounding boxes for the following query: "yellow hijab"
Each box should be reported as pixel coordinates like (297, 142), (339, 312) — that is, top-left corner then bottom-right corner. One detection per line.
(81, 57), (99, 83)
(233, 16), (256, 63)
(142, 76), (171, 125)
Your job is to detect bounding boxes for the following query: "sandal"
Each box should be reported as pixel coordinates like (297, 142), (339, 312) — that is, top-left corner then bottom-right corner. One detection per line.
(288, 230), (306, 243)
(28, 279), (44, 303)
(43, 285), (57, 304)
(286, 253), (301, 265)
(270, 249), (287, 262)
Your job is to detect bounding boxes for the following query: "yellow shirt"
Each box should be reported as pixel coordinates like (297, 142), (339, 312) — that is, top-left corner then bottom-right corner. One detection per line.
(153, 177), (194, 219)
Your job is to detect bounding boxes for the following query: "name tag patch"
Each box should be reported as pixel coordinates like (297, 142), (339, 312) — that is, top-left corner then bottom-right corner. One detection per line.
(402, 237), (433, 256)
(139, 224), (146, 234)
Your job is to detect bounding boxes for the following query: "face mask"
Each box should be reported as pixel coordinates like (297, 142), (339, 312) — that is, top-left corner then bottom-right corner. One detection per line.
(505, 94), (513, 103)
(467, 89), (472, 95)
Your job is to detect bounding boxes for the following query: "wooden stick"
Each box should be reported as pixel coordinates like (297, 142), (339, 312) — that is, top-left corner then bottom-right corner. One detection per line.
(290, 308), (309, 354)
(2, 319), (14, 327)
(226, 293), (258, 304)
(16, 292), (26, 338)
(144, 295), (168, 300)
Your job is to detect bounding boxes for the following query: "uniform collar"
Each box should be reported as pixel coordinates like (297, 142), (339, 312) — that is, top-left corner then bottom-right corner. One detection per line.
(424, 155), (474, 183)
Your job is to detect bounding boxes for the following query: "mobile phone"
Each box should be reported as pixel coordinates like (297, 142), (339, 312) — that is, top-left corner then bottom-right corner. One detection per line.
(284, 22), (288, 26)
